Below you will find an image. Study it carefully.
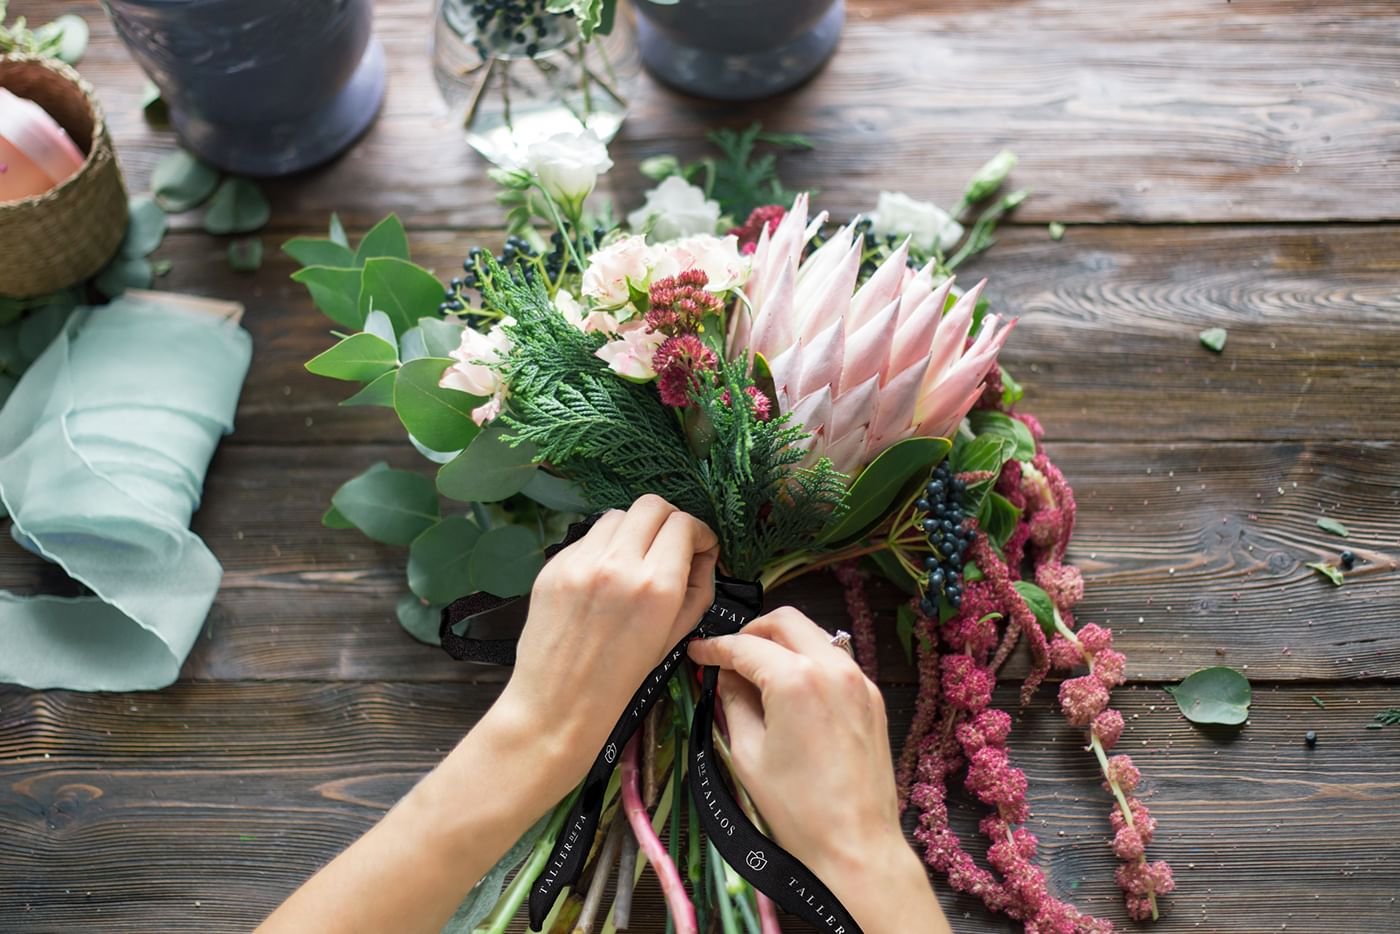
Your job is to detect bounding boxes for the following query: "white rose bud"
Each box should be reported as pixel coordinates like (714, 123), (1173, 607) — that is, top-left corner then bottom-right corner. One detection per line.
(868, 191), (965, 254)
(964, 150), (1018, 204)
(627, 176), (722, 242)
(524, 129), (613, 207)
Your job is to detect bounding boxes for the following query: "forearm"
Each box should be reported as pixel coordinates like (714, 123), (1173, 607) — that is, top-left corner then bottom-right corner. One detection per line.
(815, 832), (953, 934)
(259, 699), (579, 934)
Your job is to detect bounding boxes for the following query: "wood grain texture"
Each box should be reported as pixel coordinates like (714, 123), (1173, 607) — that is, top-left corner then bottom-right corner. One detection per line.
(2, 441), (1394, 683)
(142, 224), (1400, 446)
(3, 680), (1399, 933)
(17, 0), (1400, 227)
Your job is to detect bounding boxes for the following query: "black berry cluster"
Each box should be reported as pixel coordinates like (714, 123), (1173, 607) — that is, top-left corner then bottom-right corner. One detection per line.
(916, 460), (975, 616)
(440, 236), (540, 314)
(462, 0), (559, 57)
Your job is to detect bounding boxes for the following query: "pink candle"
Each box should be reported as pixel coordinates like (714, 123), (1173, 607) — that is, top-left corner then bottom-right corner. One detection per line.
(0, 87), (86, 203)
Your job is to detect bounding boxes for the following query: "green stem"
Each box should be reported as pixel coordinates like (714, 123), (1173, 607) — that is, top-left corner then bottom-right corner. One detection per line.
(709, 842), (741, 934)
(479, 788), (578, 934)
(535, 184), (586, 274)
(735, 887), (761, 934)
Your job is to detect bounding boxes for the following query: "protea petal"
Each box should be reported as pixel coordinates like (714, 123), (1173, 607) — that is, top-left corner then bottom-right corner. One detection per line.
(888, 277), (956, 379)
(848, 238), (910, 333)
(914, 381), (986, 440)
(797, 236), (863, 342)
(748, 253), (799, 358)
(830, 372), (880, 442)
(842, 297), (899, 391)
(866, 357), (925, 454)
(797, 316), (845, 400)
(826, 428), (869, 477)
(921, 279), (986, 399)
(897, 261), (939, 330)
(789, 385), (833, 454)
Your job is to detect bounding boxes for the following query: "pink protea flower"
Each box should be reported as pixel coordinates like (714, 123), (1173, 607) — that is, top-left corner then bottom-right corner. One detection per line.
(941, 654), (994, 712)
(1092, 709), (1125, 749)
(728, 194), (1014, 474)
(1092, 649), (1127, 688)
(729, 204), (787, 253)
(1107, 754), (1141, 792)
(651, 333), (717, 407)
(645, 268), (723, 333)
(1058, 674), (1109, 727)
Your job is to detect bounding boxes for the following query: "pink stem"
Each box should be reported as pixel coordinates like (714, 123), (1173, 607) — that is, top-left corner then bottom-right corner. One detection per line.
(620, 735), (697, 934)
(757, 892), (783, 934)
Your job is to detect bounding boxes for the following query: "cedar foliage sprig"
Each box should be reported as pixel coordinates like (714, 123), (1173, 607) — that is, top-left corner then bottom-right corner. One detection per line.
(480, 261), (847, 579)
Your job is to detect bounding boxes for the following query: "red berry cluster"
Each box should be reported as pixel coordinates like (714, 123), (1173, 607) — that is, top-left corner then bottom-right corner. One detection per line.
(728, 204), (787, 254)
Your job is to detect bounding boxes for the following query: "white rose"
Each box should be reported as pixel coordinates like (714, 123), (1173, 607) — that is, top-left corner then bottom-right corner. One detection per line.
(440, 319), (514, 399)
(556, 289), (621, 335)
(581, 234), (653, 309)
(648, 234), (749, 292)
(627, 176), (722, 242)
(524, 129), (613, 205)
(869, 191), (964, 253)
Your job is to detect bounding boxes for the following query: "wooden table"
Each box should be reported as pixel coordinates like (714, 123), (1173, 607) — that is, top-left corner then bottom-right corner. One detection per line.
(4, 2), (1399, 931)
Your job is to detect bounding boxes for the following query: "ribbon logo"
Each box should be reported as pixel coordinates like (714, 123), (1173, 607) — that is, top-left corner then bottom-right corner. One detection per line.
(745, 850), (769, 872)
(603, 743), (617, 764)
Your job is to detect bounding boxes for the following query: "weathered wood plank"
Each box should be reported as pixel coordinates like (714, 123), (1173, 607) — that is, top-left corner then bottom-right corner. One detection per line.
(135, 223), (1400, 446)
(2, 680), (1398, 933)
(20, 0), (1400, 226)
(2, 442), (1395, 683)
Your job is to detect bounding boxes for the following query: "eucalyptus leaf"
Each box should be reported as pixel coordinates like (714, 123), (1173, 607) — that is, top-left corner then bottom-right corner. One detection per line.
(394, 357), (483, 453)
(340, 370), (396, 408)
(1164, 666), (1252, 725)
(968, 410), (1036, 462)
(328, 212), (349, 248)
(363, 309), (396, 346)
(520, 470), (593, 513)
(204, 178), (271, 235)
(418, 316), (466, 358)
(398, 326), (428, 363)
(468, 525), (544, 598)
(330, 466), (439, 546)
(94, 257), (153, 298)
(408, 516), (483, 604)
(34, 14), (88, 64)
(152, 150), (219, 212)
(438, 425), (540, 504)
(283, 236), (355, 269)
(1199, 327), (1228, 353)
(120, 197), (167, 258)
(443, 813), (552, 933)
(395, 592), (446, 646)
(354, 213), (410, 266)
(1306, 561), (1344, 586)
(227, 237), (263, 272)
(410, 435), (462, 464)
(322, 504), (355, 529)
(292, 266), (364, 329)
(1012, 580), (1056, 636)
(359, 257), (446, 336)
(820, 437), (952, 544)
(1316, 517), (1349, 538)
(305, 332), (398, 382)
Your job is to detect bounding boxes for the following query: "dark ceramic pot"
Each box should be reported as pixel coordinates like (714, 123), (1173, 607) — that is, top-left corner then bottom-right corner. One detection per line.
(102, 0), (386, 176)
(634, 0), (844, 101)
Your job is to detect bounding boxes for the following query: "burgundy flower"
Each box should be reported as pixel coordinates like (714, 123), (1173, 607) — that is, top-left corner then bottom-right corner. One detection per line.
(1092, 648), (1127, 688)
(645, 268), (723, 333)
(728, 204), (786, 253)
(1034, 560), (1084, 609)
(941, 654), (995, 713)
(1058, 674), (1109, 727)
(1107, 754), (1141, 792)
(1047, 634), (1083, 671)
(1091, 709), (1125, 749)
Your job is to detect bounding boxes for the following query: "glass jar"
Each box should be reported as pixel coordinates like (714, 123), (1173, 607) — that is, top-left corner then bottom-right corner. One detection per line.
(432, 0), (640, 167)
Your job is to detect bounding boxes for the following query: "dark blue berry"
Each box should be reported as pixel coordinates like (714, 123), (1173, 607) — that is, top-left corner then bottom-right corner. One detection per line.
(920, 597), (937, 616)
(923, 556), (939, 571)
(922, 519), (940, 534)
(915, 498), (931, 512)
(1305, 730), (1318, 747)
(1340, 551), (1356, 570)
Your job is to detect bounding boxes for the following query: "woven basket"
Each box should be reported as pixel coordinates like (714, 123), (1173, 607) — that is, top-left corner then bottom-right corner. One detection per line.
(0, 54), (128, 298)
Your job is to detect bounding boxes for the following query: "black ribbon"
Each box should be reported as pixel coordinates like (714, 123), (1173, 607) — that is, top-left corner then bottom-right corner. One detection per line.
(439, 518), (862, 933)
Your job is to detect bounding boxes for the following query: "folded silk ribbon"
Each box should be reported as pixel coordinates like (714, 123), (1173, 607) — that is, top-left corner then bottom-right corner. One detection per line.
(441, 521), (864, 934)
(0, 292), (252, 690)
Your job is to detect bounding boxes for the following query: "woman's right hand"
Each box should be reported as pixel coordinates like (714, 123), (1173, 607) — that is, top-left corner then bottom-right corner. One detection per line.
(687, 607), (952, 933)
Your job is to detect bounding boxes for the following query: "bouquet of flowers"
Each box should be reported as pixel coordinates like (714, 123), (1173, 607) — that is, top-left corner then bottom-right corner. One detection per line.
(292, 125), (1173, 933)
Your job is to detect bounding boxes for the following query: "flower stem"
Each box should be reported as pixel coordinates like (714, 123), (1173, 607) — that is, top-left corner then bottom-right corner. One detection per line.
(709, 841), (741, 934)
(481, 788), (578, 934)
(621, 734), (697, 934)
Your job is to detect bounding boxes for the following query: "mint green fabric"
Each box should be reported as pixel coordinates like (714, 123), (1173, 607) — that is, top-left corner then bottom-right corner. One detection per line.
(0, 296), (252, 690)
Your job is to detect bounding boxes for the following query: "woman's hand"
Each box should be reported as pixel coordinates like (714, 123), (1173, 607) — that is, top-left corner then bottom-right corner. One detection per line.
(495, 494), (719, 778)
(688, 607), (952, 933)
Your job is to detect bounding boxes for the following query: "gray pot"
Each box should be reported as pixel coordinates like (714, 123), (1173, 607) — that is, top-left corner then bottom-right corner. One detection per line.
(635, 0), (844, 101)
(101, 0), (386, 177)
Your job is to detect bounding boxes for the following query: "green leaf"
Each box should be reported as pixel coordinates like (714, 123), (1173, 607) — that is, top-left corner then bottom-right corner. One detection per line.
(228, 237), (263, 272)
(329, 212), (349, 248)
(364, 309), (397, 346)
(896, 603), (917, 665)
(437, 424), (540, 503)
(443, 813), (552, 932)
(520, 471), (593, 513)
(396, 592), (446, 645)
(152, 259), (173, 277)
(1164, 666), (1252, 726)
(140, 80), (167, 126)
(120, 197), (167, 259)
(999, 365), (1024, 408)
(977, 491), (1022, 550)
(322, 504), (355, 529)
(34, 14), (88, 64)
(359, 257), (446, 337)
(968, 410), (1035, 462)
(306, 332), (398, 382)
(962, 561), (983, 583)
(408, 516), (483, 604)
(1012, 581), (1056, 636)
(354, 214), (410, 266)
(292, 266), (364, 329)
(1306, 561), (1344, 586)
(468, 525), (545, 598)
(203, 178), (271, 235)
(330, 466), (439, 546)
(340, 370), (396, 407)
(398, 326), (428, 362)
(951, 433), (1015, 515)
(1199, 327), (1228, 353)
(283, 236), (354, 268)
(394, 356), (484, 453)
(1048, 221), (1066, 241)
(94, 257), (153, 298)
(868, 548), (918, 596)
(16, 301), (73, 363)
(1316, 517), (1349, 538)
(419, 316), (466, 358)
(152, 150), (219, 212)
(821, 437), (952, 544)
